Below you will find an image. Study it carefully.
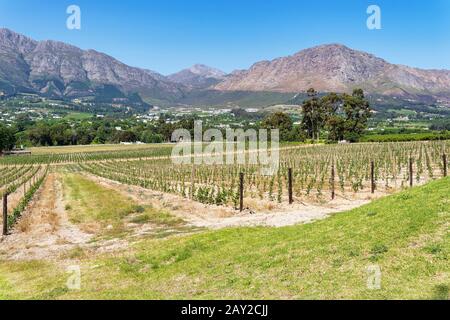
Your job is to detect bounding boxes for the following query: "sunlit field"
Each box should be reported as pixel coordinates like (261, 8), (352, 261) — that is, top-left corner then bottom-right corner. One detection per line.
(29, 143), (174, 155)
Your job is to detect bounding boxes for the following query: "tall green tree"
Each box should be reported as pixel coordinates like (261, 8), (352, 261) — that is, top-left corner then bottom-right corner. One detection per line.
(261, 111), (293, 141)
(301, 88), (371, 142)
(321, 92), (346, 141)
(0, 124), (16, 152)
(113, 130), (137, 143)
(27, 123), (52, 146)
(301, 88), (326, 141)
(341, 89), (372, 141)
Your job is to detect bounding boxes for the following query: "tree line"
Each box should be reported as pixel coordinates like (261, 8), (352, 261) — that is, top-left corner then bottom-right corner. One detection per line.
(0, 88), (372, 152)
(0, 115), (203, 151)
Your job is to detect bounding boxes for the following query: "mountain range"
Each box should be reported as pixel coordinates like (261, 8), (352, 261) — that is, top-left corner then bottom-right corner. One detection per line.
(0, 28), (449, 108)
(215, 44), (450, 101)
(0, 28), (183, 105)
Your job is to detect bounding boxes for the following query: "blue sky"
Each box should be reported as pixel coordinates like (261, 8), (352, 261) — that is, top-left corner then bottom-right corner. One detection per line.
(0, 0), (449, 75)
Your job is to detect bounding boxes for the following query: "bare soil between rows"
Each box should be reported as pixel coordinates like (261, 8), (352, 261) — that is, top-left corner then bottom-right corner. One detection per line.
(0, 170), (386, 262)
(0, 173), (130, 262)
(82, 173), (374, 229)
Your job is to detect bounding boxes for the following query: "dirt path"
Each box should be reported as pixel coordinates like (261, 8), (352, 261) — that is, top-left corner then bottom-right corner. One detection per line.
(0, 173), (93, 261)
(83, 173), (371, 229)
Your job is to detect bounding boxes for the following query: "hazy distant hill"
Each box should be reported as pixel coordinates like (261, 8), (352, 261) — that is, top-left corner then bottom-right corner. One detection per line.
(168, 64), (226, 89)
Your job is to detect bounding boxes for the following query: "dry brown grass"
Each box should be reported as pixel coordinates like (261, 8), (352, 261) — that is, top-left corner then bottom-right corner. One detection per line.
(17, 215), (33, 233)
(45, 210), (60, 233)
(15, 175), (61, 234)
(78, 222), (102, 234)
(244, 198), (277, 211)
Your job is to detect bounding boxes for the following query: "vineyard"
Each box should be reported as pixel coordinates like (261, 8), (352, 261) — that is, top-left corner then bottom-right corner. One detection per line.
(0, 164), (48, 234)
(0, 142), (288, 166)
(0, 140), (449, 300)
(1, 141), (448, 227)
(0, 144), (174, 165)
(78, 141), (450, 210)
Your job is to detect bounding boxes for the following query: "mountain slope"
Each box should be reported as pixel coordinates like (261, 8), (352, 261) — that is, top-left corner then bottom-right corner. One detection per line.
(214, 44), (450, 100)
(0, 28), (185, 103)
(1, 28), (450, 106)
(168, 64), (226, 89)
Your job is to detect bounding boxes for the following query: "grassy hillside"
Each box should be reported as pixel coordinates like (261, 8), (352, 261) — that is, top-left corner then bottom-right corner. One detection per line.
(0, 177), (448, 300)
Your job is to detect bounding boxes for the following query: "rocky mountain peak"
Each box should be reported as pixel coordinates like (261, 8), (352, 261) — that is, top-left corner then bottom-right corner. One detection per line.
(214, 44), (450, 99)
(0, 28), (185, 101)
(0, 28), (37, 54)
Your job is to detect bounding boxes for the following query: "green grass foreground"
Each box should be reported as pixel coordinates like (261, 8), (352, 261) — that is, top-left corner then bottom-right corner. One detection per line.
(0, 178), (449, 300)
(62, 173), (184, 238)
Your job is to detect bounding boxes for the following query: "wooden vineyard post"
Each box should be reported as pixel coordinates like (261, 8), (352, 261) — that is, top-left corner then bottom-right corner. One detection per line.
(371, 161), (375, 194)
(2, 193), (7, 236)
(443, 154), (448, 177)
(331, 163), (335, 200)
(190, 165), (195, 200)
(288, 168), (293, 204)
(239, 172), (244, 212)
(409, 158), (414, 187)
